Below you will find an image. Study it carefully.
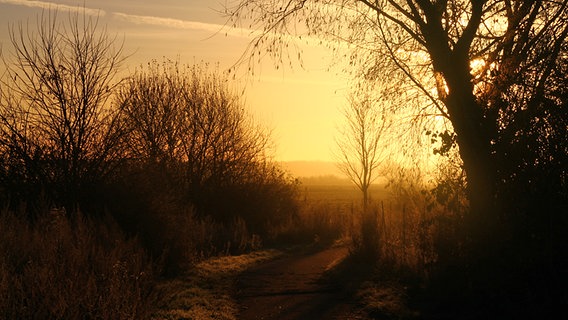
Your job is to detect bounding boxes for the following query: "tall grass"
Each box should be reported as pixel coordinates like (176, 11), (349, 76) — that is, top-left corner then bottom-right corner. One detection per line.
(349, 166), (466, 282)
(346, 167), (468, 318)
(106, 180), (268, 276)
(267, 199), (353, 246)
(0, 208), (159, 319)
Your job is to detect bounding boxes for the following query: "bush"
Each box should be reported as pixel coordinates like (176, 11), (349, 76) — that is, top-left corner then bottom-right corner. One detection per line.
(105, 162), (283, 276)
(115, 60), (301, 248)
(348, 165), (464, 279)
(0, 208), (159, 319)
(268, 199), (352, 246)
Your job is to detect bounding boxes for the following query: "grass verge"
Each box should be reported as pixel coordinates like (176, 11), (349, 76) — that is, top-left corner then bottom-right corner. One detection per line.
(153, 249), (282, 320)
(322, 248), (420, 320)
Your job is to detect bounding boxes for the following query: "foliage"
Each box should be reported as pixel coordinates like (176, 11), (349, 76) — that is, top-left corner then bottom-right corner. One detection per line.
(427, 149), (468, 214)
(270, 199), (351, 246)
(0, 7), (301, 276)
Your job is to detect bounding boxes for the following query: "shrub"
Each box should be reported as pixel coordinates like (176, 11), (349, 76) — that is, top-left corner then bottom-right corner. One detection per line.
(105, 163), (280, 276)
(268, 199), (352, 246)
(355, 165), (463, 279)
(116, 60), (299, 237)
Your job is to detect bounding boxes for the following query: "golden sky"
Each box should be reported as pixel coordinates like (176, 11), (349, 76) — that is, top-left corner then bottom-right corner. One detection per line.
(0, 0), (349, 162)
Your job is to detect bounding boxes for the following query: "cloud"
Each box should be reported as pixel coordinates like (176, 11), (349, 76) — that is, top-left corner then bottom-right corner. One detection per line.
(112, 12), (254, 38)
(110, 12), (341, 49)
(0, 0), (104, 16)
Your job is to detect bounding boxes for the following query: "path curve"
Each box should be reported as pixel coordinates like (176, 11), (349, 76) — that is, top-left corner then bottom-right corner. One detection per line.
(236, 246), (368, 320)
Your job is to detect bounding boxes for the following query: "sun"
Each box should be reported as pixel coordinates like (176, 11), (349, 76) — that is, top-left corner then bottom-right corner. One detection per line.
(470, 58), (486, 76)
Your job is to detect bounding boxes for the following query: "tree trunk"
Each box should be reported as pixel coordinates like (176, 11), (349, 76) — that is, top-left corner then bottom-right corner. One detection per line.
(447, 93), (496, 223)
(362, 186), (369, 212)
(422, 20), (499, 232)
(440, 57), (503, 251)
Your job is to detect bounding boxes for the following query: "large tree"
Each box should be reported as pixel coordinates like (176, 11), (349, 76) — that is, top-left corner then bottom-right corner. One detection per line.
(227, 1), (568, 312)
(227, 0), (568, 230)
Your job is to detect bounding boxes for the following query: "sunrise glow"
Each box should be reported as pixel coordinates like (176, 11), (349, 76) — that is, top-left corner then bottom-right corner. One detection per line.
(0, 0), (345, 163)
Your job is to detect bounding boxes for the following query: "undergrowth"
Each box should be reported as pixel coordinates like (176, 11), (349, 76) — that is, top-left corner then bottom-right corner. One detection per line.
(0, 208), (159, 319)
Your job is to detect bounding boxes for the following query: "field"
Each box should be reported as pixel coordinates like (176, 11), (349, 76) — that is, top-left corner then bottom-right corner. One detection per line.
(298, 183), (391, 206)
(277, 182), (396, 248)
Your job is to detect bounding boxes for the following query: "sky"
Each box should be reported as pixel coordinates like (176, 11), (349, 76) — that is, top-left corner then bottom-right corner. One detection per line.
(0, 0), (350, 163)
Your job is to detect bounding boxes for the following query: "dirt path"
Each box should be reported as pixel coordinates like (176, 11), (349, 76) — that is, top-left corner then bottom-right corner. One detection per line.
(235, 245), (368, 320)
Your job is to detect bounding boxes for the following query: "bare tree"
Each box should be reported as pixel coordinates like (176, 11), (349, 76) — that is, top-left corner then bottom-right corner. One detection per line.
(0, 9), (126, 210)
(117, 60), (284, 226)
(116, 59), (186, 167)
(335, 88), (390, 256)
(178, 63), (270, 192)
(335, 90), (389, 211)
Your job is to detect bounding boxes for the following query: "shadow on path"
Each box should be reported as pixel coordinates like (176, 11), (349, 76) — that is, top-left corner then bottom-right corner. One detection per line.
(236, 245), (369, 320)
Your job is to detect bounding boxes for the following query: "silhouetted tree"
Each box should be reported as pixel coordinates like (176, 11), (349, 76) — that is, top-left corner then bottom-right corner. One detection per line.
(227, 0), (568, 315)
(116, 59), (185, 168)
(227, 0), (567, 231)
(116, 60), (298, 234)
(335, 90), (389, 210)
(0, 10), (126, 211)
(335, 89), (390, 257)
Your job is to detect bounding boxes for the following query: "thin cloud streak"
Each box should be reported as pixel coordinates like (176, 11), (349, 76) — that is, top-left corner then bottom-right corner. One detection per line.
(0, 0), (104, 16)
(110, 11), (342, 51)
(0, 1), (338, 49)
(112, 12), (255, 39)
